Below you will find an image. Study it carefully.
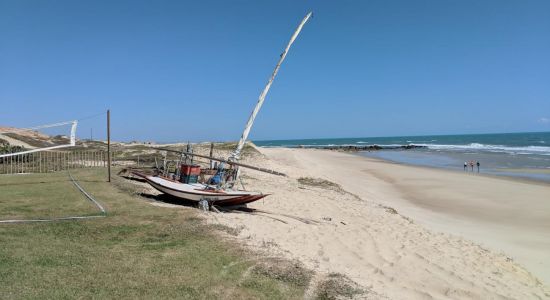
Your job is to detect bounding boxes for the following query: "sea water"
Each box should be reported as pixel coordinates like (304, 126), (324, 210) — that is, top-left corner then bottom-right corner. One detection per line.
(254, 132), (550, 182)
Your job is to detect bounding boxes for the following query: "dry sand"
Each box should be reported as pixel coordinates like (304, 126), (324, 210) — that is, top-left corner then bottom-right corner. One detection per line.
(205, 147), (550, 299)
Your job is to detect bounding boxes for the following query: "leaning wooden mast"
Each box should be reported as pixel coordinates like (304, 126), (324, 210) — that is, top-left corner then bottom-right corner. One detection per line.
(230, 12), (313, 162)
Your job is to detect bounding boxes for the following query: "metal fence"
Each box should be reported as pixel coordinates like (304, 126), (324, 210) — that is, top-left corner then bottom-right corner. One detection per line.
(0, 151), (107, 175)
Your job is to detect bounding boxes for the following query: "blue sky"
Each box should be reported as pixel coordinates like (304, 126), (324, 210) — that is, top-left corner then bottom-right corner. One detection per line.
(1, 0), (549, 142)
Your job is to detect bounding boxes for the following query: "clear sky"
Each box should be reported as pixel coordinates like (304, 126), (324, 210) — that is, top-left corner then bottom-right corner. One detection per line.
(1, 0), (549, 142)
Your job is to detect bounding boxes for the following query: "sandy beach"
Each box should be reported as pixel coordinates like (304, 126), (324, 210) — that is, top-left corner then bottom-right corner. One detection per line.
(205, 147), (550, 299)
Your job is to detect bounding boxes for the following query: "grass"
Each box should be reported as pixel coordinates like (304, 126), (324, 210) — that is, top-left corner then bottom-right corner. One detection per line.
(0, 168), (311, 299)
(0, 172), (99, 219)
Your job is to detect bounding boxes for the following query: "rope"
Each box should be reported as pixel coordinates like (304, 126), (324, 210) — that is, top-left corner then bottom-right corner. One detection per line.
(67, 170), (106, 214)
(0, 215), (104, 224)
(76, 111), (107, 122)
(0, 110), (106, 135)
(0, 120), (76, 134)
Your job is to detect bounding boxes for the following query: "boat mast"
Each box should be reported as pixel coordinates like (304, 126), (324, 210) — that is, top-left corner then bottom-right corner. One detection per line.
(229, 12), (312, 161)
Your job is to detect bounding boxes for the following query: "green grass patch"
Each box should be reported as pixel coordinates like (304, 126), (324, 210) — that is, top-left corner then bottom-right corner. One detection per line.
(0, 171), (100, 219)
(0, 168), (309, 299)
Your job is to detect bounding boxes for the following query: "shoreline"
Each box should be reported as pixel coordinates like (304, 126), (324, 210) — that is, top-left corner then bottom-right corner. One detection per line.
(352, 150), (550, 187)
(207, 146), (550, 298)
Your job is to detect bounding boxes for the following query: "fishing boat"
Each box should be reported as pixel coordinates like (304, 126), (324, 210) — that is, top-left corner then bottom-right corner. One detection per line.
(140, 12), (312, 206)
(141, 176), (268, 206)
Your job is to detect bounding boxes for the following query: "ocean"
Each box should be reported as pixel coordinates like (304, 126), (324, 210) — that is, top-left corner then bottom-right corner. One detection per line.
(254, 132), (550, 182)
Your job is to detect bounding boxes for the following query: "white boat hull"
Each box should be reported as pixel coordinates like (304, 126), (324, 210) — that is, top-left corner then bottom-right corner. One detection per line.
(142, 175), (267, 205)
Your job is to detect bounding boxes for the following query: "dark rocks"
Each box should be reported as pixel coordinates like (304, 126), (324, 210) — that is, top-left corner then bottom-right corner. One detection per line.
(313, 144), (427, 152)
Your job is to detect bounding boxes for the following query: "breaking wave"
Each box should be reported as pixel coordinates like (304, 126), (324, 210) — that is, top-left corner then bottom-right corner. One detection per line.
(261, 142), (550, 155)
(415, 143), (550, 155)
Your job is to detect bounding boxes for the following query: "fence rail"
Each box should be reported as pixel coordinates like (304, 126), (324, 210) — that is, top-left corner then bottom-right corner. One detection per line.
(0, 150), (107, 175)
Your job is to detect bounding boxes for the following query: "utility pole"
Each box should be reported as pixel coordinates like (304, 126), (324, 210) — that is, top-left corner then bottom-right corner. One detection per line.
(107, 109), (111, 182)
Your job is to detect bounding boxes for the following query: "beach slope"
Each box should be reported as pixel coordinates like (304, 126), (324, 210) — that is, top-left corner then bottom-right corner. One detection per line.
(209, 147), (550, 299)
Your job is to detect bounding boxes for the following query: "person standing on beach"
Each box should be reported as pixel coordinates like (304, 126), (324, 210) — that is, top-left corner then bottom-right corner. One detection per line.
(470, 161), (474, 172)
(464, 162), (468, 171)
(476, 161), (480, 173)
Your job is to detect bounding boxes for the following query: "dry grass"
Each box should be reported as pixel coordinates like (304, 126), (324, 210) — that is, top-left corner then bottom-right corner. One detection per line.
(316, 273), (365, 299)
(252, 259), (313, 288)
(3, 132), (58, 148)
(297, 177), (344, 193)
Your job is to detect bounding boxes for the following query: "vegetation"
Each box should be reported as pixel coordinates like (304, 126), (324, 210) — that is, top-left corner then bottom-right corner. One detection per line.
(0, 139), (25, 157)
(0, 172), (98, 219)
(316, 273), (365, 300)
(297, 177), (344, 193)
(0, 168), (311, 299)
(210, 142), (260, 157)
(3, 133), (54, 148)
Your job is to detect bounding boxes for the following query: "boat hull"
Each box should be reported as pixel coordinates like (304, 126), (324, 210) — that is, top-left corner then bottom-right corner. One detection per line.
(142, 175), (267, 206)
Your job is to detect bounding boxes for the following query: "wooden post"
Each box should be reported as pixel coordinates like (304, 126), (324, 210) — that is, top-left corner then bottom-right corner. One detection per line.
(209, 142), (214, 169)
(107, 109), (111, 182)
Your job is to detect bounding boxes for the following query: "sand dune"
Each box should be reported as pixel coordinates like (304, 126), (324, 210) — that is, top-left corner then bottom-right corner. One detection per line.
(0, 134), (36, 149)
(207, 147), (550, 299)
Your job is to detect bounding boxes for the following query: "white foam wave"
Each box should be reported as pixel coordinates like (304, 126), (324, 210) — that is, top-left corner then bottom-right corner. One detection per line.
(414, 143), (550, 155)
(260, 142), (550, 155)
